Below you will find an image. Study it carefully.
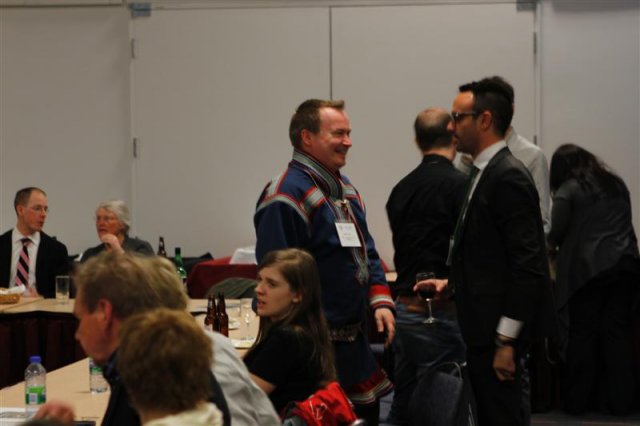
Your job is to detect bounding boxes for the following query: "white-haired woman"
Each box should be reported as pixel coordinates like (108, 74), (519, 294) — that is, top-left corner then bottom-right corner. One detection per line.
(81, 200), (153, 262)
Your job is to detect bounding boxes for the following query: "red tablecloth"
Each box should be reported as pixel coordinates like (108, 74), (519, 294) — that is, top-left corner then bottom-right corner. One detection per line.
(187, 256), (257, 299)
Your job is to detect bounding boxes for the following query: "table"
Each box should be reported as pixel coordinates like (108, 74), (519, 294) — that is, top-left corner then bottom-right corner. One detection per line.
(187, 257), (257, 298)
(0, 296), (42, 313)
(189, 298), (259, 357)
(0, 358), (108, 424)
(0, 298), (84, 389)
(2, 298), (75, 315)
(0, 298), (258, 389)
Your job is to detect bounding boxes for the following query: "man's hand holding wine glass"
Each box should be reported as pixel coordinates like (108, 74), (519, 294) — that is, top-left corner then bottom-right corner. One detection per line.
(412, 276), (450, 300)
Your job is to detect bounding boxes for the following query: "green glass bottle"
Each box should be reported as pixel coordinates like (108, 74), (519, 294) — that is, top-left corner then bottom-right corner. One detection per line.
(174, 247), (188, 293)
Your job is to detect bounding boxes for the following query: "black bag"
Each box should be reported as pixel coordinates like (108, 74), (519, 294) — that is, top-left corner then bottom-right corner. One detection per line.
(408, 362), (478, 426)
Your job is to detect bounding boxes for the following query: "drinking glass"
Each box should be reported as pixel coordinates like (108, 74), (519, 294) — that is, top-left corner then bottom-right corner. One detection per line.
(55, 275), (70, 304)
(241, 299), (253, 341)
(416, 272), (438, 325)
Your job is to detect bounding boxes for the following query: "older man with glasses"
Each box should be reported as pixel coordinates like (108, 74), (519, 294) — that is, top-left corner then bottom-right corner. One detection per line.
(0, 187), (69, 297)
(80, 200), (153, 262)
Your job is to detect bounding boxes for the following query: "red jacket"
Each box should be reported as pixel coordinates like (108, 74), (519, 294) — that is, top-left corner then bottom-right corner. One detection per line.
(283, 381), (357, 426)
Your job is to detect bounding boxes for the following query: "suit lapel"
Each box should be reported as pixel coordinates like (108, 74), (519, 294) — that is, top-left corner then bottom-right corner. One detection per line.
(458, 148), (509, 242)
(0, 231), (13, 287)
(35, 232), (49, 287)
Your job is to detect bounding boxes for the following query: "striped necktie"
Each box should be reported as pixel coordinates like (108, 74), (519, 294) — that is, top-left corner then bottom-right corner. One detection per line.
(16, 238), (31, 287)
(451, 165), (480, 254)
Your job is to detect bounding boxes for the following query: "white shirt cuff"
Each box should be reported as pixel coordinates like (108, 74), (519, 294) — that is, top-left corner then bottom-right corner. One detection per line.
(496, 316), (522, 339)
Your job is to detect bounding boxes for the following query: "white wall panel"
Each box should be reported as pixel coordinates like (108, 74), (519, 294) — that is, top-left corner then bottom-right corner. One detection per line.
(131, 7), (330, 256)
(331, 3), (536, 266)
(540, 0), (640, 240)
(0, 7), (131, 255)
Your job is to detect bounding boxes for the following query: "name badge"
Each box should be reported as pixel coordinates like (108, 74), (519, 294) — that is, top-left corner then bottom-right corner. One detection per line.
(335, 222), (362, 247)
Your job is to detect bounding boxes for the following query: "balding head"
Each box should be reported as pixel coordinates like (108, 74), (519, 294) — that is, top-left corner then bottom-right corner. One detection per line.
(414, 108), (453, 152)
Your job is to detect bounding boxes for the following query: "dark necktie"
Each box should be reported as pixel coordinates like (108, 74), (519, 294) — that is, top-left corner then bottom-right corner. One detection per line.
(451, 165), (480, 253)
(16, 238), (31, 287)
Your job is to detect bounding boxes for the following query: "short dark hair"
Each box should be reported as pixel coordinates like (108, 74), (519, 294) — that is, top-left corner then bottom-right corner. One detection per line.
(459, 76), (514, 137)
(414, 109), (453, 151)
(14, 187), (46, 212)
(118, 309), (213, 413)
(289, 99), (345, 148)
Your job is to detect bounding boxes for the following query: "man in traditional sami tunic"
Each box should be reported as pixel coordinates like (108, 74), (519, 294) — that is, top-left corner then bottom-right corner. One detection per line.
(254, 99), (395, 425)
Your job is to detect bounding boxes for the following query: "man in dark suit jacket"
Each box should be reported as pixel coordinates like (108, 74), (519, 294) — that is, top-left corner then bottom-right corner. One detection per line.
(442, 77), (552, 426)
(0, 187), (69, 298)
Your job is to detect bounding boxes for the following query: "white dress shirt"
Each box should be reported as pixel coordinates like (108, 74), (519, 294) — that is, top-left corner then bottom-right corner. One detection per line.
(207, 331), (280, 426)
(468, 140), (507, 200)
(505, 128), (551, 234)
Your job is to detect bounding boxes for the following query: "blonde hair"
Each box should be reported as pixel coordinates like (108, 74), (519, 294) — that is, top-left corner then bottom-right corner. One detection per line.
(74, 252), (187, 319)
(118, 309), (212, 413)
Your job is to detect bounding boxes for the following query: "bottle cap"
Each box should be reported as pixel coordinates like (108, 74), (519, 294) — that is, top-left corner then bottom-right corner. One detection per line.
(29, 355), (41, 363)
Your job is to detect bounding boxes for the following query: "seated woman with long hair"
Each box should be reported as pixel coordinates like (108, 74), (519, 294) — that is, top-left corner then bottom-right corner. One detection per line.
(243, 248), (337, 415)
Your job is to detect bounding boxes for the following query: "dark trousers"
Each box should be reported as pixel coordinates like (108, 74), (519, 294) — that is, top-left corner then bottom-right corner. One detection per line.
(388, 302), (466, 425)
(563, 271), (637, 415)
(467, 346), (525, 426)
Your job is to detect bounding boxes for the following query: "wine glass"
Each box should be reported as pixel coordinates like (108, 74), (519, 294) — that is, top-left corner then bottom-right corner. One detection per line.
(416, 272), (439, 325)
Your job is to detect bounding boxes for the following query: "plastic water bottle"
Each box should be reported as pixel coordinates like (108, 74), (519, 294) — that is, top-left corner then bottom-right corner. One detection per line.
(89, 358), (108, 394)
(24, 355), (46, 415)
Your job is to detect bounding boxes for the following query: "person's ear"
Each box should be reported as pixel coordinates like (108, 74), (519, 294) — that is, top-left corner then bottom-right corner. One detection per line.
(479, 110), (493, 131)
(96, 299), (114, 324)
(300, 129), (314, 148)
(292, 293), (302, 304)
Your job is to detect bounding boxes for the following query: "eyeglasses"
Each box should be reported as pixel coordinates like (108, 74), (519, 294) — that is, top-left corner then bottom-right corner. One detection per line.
(451, 111), (479, 123)
(28, 205), (49, 214)
(95, 215), (118, 223)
